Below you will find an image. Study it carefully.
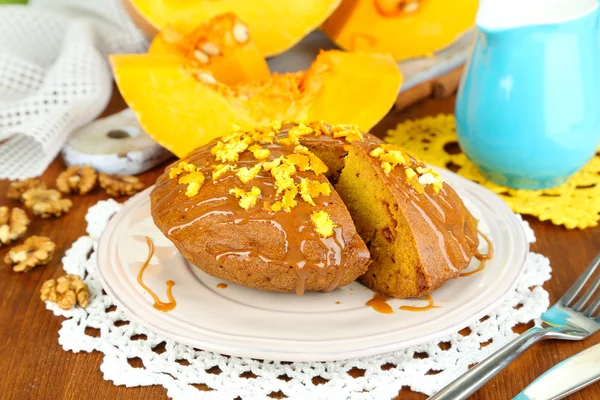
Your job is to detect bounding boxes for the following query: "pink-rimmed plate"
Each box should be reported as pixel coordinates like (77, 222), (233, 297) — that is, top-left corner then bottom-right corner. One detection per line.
(97, 169), (528, 362)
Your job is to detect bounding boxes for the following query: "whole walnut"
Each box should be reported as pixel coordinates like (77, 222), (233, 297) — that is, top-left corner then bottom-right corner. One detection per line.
(41, 274), (89, 310)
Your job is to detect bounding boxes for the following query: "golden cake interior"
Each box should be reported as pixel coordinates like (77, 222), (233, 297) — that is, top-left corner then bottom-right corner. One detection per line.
(336, 141), (479, 298)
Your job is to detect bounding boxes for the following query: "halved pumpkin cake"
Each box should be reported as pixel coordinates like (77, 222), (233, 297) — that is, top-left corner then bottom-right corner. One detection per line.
(335, 141), (479, 298)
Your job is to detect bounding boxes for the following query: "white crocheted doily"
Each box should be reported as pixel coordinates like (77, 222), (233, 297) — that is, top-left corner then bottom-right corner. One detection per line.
(0, 0), (147, 180)
(46, 200), (551, 399)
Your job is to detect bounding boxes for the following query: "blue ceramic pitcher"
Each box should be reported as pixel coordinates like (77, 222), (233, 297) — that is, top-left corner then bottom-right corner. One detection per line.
(456, 0), (600, 189)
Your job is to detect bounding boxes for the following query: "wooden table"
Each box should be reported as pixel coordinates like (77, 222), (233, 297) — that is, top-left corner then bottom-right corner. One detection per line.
(1, 91), (599, 400)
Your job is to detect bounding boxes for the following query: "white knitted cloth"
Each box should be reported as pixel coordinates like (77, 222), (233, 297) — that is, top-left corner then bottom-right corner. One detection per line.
(45, 200), (551, 399)
(0, 0), (147, 180)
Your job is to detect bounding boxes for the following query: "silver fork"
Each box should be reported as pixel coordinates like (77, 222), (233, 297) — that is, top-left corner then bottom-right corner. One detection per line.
(430, 252), (600, 400)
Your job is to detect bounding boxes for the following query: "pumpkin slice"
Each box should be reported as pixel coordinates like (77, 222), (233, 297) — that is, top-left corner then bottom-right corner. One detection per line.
(322, 0), (478, 61)
(127, 0), (343, 57)
(148, 13), (270, 85)
(110, 50), (402, 157)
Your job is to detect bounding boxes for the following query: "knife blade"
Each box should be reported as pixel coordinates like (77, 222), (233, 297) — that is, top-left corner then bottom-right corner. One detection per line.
(513, 343), (600, 400)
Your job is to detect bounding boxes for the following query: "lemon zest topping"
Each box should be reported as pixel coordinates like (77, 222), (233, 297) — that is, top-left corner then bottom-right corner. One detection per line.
(285, 154), (311, 171)
(370, 144), (444, 193)
(311, 210), (336, 238)
(270, 163), (296, 195)
(299, 179), (331, 206)
(212, 164), (234, 180)
(331, 124), (363, 142)
(178, 171), (205, 197)
(169, 161), (196, 179)
(248, 144), (271, 160)
(229, 186), (261, 210)
(236, 164), (262, 184)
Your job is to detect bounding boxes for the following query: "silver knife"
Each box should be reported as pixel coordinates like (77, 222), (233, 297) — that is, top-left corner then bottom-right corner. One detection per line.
(513, 343), (600, 400)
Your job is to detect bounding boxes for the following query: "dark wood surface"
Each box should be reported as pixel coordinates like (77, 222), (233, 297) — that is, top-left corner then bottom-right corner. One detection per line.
(1, 91), (599, 400)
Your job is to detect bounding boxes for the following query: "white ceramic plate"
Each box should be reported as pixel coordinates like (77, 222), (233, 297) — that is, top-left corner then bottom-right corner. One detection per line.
(97, 169), (528, 362)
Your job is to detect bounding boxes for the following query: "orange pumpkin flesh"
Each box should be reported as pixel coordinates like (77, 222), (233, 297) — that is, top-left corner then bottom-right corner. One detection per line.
(110, 50), (402, 158)
(322, 0), (478, 61)
(128, 0), (343, 57)
(148, 13), (270, 85)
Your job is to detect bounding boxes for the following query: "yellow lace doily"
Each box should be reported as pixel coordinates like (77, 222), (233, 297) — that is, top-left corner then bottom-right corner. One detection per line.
(385, 114), (600, 229)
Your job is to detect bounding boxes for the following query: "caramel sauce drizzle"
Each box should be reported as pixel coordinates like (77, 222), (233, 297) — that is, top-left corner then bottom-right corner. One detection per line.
(460, 231), (494, 277)
(152, 129), (354, 296)
(137, 236), (177, 312)
(399, 294), (441, 312)
(366, 293), (394, 314)
(366, 293), (442, 314)
(216, 283), (228, 289)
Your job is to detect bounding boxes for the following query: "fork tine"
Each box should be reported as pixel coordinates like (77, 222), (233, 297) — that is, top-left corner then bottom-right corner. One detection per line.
(586, 294), (600, 318)
(574, 273), (600, 312)
(560, 252), (600, 307)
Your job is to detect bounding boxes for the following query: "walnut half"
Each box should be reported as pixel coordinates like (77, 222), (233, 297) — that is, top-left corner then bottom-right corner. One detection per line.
(99, 173), (145, 197)
(56, 165), (97, 195)
(41, 274), (89, 310)
(22, 188), (72, 218)
(6, 178), (46, 201)
(0, 206), (30, 246)
(4, 235), (56, 272)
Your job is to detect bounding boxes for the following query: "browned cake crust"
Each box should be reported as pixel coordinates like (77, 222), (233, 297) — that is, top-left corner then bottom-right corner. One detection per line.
(151, 123), (372, 294)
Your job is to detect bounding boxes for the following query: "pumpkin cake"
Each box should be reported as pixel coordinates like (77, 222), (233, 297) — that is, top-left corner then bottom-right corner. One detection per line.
(335, 141), (479, 298)
(151, 122), (479, 297)
(151, 122), (374, 295)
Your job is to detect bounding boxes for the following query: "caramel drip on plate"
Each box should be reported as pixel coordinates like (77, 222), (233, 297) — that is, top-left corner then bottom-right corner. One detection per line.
(137, 236), (177, 312)
(399, 294), (441, 312)
(366, 293), (442, 314)
(366, 293), (394, 314)
(152, 131), (351, 296)
(460, 231), (495, 277)
(475, 231), (494, 261)
(216, 283), (228, 289)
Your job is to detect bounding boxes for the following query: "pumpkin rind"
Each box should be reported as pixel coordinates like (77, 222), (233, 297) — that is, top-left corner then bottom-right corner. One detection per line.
(110, 51), (402, 158)
(322, 0), (478, 61)
(128, 0), (343, 57)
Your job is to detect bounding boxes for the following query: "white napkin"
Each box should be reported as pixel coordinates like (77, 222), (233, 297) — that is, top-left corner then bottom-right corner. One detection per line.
(0, 0), (147, 180)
